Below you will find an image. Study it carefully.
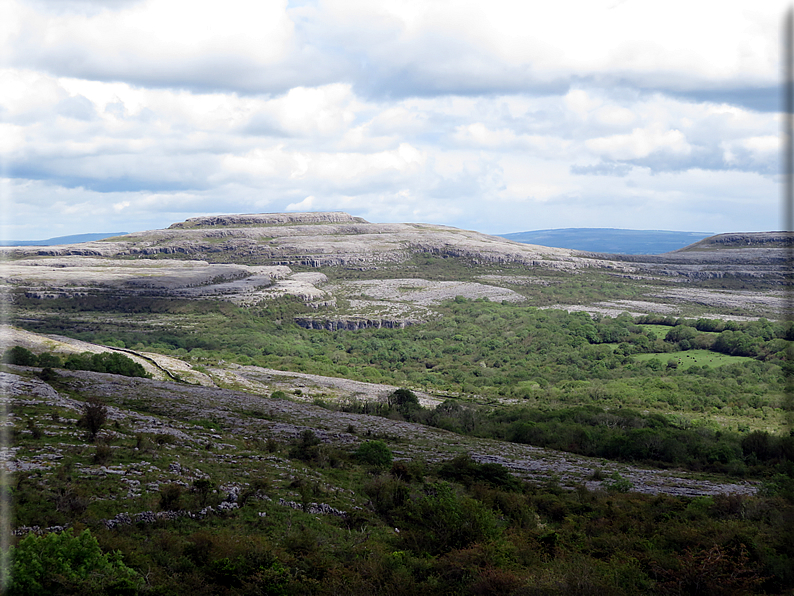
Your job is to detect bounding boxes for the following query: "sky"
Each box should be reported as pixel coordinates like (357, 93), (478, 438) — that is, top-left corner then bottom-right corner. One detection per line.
(0, 0), (787, 240)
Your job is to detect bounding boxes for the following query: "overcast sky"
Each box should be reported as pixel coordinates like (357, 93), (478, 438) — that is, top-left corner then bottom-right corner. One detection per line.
(0, 0), (787, 239)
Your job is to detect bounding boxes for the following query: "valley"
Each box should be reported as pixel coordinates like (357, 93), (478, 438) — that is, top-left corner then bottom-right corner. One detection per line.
(2, 212), (792, 595)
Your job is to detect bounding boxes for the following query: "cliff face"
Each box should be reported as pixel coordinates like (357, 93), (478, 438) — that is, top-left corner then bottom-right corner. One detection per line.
(294, 317), (419, 331)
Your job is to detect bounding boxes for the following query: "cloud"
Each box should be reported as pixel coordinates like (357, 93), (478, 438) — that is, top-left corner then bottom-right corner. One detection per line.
(286, 196), (315, 211)
(4, 0), (311, 93)
(570, 162), (633, 177)
(3, 0), (784, 100)
(0, 1), (786, 240)
(586, 126), (692, 161)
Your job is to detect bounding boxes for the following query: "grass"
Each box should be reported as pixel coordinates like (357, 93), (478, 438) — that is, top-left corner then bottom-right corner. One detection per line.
(633, 349), (755, 370)
(637, 324), (680, 337)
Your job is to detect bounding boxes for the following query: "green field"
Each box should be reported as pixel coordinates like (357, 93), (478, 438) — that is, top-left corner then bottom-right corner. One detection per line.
(634, 349), (754, 370)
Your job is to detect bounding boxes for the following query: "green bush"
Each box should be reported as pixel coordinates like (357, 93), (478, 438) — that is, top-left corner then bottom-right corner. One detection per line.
(289, 430), (322, 462)
(397, 482), (500, 555)
(388, 388), (422, 416)
(3, 346), (38, 366)
(7, 529), (141, 596)
(38, 367), (59, 382)
(159, 484), (183, 511)
(37, 352), (62, 368)
(603, 472), (634, 493)
(355, 440), (393, 469)
(437, 454), (521, 491)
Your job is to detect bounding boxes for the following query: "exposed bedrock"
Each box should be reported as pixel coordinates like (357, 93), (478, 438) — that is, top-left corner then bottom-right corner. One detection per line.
(168, 211), (365, 228)
(294, 317), (419, 330)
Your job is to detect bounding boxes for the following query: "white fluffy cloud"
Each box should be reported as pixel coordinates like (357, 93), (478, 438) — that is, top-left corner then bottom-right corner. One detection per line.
(0, 0), (787, 239)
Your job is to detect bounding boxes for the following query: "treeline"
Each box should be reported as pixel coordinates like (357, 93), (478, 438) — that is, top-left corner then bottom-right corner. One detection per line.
(3, 346), (149, 378)
(636, 314), (792, 359)
(339, 390), (793, 479)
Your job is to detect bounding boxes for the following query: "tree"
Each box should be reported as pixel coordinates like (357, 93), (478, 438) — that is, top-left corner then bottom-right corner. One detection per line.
(388, 388), (420, 415)
(37, 352), (62, 368)
(3, 346), (38, 366)
(79, 397), (108, 442)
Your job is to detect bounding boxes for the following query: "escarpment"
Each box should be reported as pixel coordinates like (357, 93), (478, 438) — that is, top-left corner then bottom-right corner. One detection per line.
(1, 213), (787, 321)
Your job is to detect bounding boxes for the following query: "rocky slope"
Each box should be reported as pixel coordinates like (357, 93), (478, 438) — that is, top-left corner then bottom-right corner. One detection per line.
(1, 366), (758, 498)
(0, 213), (787, 322)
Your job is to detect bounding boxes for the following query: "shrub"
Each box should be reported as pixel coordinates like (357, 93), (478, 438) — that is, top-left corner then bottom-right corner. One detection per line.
(355, 440), (393, 469)
(397, 482), (500, 555)
(603, 472), (634, 493)
(289, 430), (321, 461)
(26, 420), (43, 440)
(437, 454), (521, 491)
(364, 475), (410, 516)
(388, 388), (421, 415)
(192, 478), (215, 507)
(159, 484), (183, 511)
(95, 352), (148, 377)
(93, 444), (112, 465)
(8, 528), (141, 596)
(38, 367), (59, 382)
(652, 543), (764, 595)
(78, 397), (107, 442)
(64, 351), (148, 377)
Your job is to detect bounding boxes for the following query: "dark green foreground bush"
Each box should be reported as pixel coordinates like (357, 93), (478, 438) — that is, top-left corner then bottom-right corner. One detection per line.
(8, 528), (141, 596)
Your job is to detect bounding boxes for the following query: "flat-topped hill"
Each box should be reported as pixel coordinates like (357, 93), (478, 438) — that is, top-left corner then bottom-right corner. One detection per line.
(0, 213), (786, 322)
(168, 211), (366, 229)
(674, 231), (794, 251)
(4, 212), (583, 270)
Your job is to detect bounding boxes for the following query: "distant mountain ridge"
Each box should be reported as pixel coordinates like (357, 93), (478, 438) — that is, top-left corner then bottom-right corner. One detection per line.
(0, 232), (128, 247)
(498, 228), (714, 255)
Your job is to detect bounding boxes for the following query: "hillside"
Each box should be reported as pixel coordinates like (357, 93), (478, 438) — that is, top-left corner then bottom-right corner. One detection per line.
(3, 212), (793, 594)
(0, 212), (786, 324)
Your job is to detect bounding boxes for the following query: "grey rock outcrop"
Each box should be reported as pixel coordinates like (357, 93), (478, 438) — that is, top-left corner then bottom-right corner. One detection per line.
(169, 212), (365, 228)
(295, 317), (418, 330)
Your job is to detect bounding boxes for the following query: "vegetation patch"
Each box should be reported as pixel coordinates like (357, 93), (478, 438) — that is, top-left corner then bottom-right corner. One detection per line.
(633, 349), (755, 370)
